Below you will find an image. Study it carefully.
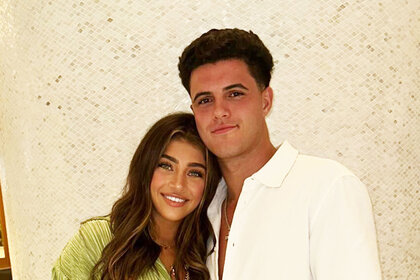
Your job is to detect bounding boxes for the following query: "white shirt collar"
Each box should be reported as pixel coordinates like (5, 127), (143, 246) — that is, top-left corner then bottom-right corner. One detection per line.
(251, 140), (299, 188)
(209, 140), (299, 215)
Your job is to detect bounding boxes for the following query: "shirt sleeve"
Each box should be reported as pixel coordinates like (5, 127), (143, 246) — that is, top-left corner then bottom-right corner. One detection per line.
(309, 175), (382, 280)
(51, 265), (70, 280)
(52, 218), (112, 280)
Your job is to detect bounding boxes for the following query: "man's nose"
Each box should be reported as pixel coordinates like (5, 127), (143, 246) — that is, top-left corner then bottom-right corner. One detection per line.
(213, 99), (229, 119)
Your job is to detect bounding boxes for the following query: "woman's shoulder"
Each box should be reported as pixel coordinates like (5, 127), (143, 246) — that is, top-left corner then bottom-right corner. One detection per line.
(78, 216), (113, 248)
(80, 216), (111, 233)
(52, 216), (112, 279)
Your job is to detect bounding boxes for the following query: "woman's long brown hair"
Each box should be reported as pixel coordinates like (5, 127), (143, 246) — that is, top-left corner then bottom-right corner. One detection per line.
(91, 112), (221, 280)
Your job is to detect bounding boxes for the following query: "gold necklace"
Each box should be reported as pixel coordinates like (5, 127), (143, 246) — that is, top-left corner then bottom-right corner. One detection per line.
(151, 236), (175, 250)
(150, 231), (187, 279)
(156, 242), (173, 250)
(223, 198), (231, 241)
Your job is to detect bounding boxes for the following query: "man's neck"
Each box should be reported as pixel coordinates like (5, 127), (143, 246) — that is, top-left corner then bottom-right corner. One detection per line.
(219, 140), (276, 202)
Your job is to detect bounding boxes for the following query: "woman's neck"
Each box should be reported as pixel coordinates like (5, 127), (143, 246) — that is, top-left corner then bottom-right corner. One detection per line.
(151, 216), (180, 247)
(151, 217), (182, 277)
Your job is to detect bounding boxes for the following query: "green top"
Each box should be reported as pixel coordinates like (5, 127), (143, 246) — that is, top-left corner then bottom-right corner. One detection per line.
(52, 217), (171, 280)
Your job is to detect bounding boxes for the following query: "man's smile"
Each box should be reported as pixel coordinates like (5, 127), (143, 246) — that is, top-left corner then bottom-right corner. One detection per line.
(211, 124), (238, 135)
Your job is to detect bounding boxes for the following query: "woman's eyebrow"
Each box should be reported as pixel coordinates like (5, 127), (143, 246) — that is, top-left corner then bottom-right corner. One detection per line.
(162, 154), (177, 163)
(162, 154), (206, 170)
(189, 162), (206, 170)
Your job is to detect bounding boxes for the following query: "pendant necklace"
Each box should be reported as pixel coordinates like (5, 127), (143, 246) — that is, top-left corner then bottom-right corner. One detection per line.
(170, 265), (190, 280)
(223, 197), (231, 241)
(150, 231), (188, 279)
(153, 239), (174, 250)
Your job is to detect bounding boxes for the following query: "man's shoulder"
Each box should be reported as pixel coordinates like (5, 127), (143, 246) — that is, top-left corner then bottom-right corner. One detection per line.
(287, 153), (363, 197)
(290, 153), (369, 204)
(294, 153), (355, 178)
(271, 141), (355, 179)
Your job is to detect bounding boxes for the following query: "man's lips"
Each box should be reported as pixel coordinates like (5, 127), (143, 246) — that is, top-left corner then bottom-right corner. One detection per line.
(211, 125), (238, 135)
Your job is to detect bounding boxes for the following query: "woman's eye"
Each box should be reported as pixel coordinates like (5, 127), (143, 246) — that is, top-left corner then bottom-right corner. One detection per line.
(158, 162), (172, 171)
(188, 170), (204, 178)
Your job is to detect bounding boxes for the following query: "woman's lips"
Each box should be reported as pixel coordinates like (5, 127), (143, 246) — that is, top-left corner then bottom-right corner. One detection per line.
(162, 194), (187, 207)
(211, 125), (238, 135)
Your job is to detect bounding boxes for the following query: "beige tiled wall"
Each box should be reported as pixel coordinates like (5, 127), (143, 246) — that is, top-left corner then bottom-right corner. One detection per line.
(0, 1), (418, 279)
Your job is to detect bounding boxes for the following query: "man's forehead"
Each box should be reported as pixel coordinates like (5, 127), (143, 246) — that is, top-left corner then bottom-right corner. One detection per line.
(189, 60), (255, 93)
(191, 59), (250, 75)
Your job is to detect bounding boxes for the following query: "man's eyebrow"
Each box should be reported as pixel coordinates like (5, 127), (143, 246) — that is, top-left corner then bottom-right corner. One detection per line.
(223, 83), (249, 91)
(192, 84), (249, 103)
(192, 91), (211, 103)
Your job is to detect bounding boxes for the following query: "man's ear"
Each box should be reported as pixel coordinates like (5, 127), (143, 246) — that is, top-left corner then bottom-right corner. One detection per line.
(262, 86), (273, 116)
(190, 104), (194, 113)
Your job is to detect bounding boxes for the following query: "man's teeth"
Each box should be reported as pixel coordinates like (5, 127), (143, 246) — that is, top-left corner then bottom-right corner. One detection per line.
(165, 195), (186, 203)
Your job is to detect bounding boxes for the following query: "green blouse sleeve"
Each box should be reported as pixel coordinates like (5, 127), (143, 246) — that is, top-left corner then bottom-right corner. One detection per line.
(52, 217), (112, 280)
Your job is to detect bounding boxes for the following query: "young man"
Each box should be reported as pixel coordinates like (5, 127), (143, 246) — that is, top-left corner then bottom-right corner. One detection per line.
(178, 28), (381, 280)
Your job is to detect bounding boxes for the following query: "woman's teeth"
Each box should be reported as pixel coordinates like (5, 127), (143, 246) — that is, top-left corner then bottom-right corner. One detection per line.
(165, 195), (186, 203)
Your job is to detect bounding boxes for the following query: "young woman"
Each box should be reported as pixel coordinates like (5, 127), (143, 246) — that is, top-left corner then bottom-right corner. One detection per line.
(52, 113), (221, 280)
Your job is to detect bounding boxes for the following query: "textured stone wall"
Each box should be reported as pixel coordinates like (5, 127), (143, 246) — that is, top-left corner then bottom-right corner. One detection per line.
(0, 1), (418, 279)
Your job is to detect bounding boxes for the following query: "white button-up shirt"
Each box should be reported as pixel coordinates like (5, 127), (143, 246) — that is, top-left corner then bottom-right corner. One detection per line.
(207, 141), (381, 280)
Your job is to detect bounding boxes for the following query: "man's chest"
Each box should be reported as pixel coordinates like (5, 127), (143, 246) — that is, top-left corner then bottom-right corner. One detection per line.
(208, 185), (314, 279)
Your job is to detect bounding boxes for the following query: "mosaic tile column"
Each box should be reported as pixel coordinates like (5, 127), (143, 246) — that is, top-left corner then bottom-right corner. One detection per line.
(0, 1), (418, 279)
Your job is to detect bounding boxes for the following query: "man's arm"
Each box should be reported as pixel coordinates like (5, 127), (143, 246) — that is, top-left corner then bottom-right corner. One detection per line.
(309, 175), (382, 280)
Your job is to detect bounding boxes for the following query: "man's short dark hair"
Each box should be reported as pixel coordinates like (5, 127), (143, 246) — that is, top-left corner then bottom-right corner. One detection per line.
(178, 28), (274, 93)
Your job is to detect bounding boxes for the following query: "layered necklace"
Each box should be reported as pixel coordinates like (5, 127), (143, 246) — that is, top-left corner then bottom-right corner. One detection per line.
(153, 239), (190, 280)
(223, 197), (232, 241)
(170, 265), (190, 280)
(153, 239), (174, 250)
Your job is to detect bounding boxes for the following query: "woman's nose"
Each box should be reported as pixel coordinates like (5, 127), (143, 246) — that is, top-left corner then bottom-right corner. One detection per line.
(169, 171), (186, 189)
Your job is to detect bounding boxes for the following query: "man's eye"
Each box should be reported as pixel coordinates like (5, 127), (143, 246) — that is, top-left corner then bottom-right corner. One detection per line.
(197, 97), (211, 105)
(188, 170), (204, 178)
(158, 162), (172, 171)
(230, 91), (244, 97)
